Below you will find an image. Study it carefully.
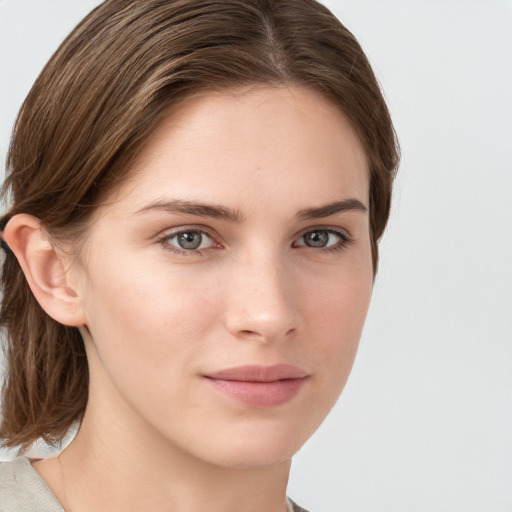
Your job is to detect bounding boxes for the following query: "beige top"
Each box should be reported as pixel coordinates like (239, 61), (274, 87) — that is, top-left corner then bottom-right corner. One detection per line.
(0, 457), (62, 511)
(0, 457), (309, 512)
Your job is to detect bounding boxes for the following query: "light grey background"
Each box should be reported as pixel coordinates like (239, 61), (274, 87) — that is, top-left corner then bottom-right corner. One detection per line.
(1, 1), (511, 511)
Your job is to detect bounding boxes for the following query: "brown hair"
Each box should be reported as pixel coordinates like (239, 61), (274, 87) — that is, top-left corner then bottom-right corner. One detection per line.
(0, 0), (399, 451)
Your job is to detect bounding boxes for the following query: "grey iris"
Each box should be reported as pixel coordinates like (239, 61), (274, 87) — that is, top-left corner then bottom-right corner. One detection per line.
(304, 230), (329, 248)
(178, 231), (203, 249)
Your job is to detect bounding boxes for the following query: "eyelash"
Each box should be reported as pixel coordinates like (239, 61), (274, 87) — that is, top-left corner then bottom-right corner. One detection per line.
(157, 227), (353, 256)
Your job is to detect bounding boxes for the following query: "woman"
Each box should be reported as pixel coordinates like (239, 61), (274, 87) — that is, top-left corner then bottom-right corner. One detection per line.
(0, 0), (399, 510)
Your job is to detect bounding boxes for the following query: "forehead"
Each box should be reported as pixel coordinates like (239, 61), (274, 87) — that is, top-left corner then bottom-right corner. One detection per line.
(109, 85), (369, 213)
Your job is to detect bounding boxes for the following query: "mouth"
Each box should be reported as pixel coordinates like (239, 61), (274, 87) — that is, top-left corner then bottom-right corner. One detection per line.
(203, 364), (309, 408)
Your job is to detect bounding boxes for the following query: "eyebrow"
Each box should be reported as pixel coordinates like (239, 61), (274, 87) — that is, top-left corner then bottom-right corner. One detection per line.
(135, 198), (367, 222)
(135, 200), (245, 222)
(296, 199), (368, 219)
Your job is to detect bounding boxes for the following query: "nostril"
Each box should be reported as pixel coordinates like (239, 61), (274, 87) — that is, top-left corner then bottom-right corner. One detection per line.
(237, 327), (297, 340)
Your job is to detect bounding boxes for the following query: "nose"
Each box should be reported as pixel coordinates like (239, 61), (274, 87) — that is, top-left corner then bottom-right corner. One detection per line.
(224, 252), (301, 343)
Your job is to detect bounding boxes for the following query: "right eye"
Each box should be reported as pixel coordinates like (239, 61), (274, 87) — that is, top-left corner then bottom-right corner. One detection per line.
(293, 228), (352, 252)
(160, 229), (216, 254)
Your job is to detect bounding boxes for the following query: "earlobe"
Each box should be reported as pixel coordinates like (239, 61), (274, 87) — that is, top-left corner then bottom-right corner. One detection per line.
(2, 214), (87, 327)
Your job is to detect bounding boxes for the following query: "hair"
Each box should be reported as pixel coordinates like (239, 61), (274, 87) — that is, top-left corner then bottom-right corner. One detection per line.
(0, 0), (399, 451)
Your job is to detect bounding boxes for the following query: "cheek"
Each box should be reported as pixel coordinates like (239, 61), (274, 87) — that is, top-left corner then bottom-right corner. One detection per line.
(81, 256), (222, 372)
(79, 257), (228, 431)
(301, 259), (373, 380)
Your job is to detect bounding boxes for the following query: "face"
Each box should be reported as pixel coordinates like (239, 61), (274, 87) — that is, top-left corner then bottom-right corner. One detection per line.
(73, 85), (372, 468)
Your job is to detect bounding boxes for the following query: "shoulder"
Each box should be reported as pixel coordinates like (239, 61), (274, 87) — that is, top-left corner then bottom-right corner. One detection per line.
(289, 498), (313, 512)
(0, 457), (63, 512)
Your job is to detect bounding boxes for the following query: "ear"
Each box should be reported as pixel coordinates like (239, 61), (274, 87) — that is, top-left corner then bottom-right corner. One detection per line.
(3, 214), (87, 327)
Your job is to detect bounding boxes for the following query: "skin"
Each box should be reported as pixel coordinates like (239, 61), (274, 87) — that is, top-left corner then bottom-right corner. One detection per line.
(6, 85), (372, 512)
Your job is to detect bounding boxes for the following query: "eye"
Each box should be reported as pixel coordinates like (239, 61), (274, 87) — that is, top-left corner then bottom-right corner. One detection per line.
(160, 229), (215, 253)
(294, 228), (351, 251)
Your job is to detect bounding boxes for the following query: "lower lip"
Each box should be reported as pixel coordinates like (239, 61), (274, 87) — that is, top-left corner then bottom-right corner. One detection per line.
(205, 377), (307, 408)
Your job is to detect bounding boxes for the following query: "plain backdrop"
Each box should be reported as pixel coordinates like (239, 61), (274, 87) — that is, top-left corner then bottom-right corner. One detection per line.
(1, 1), (511, 511)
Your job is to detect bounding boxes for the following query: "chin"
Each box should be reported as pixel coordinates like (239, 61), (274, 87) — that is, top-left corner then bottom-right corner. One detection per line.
(177, 414), (320, 471)
(199, 441), (297, 470)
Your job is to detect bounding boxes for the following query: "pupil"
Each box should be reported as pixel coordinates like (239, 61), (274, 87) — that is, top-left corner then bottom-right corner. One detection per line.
(178, 231), (202, 249)
(305, 231), (328, 247)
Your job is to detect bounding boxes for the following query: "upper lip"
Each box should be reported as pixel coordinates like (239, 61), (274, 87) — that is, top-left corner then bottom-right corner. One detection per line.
(204, 364), (308, 382)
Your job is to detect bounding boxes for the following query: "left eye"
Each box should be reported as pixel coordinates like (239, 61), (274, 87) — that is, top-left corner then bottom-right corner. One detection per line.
(164, 230), (214, 251)
(294, 229), (347, 249)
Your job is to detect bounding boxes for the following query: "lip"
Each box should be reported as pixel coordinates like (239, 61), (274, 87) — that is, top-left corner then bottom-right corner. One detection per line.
(204, 364), (309, 408)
